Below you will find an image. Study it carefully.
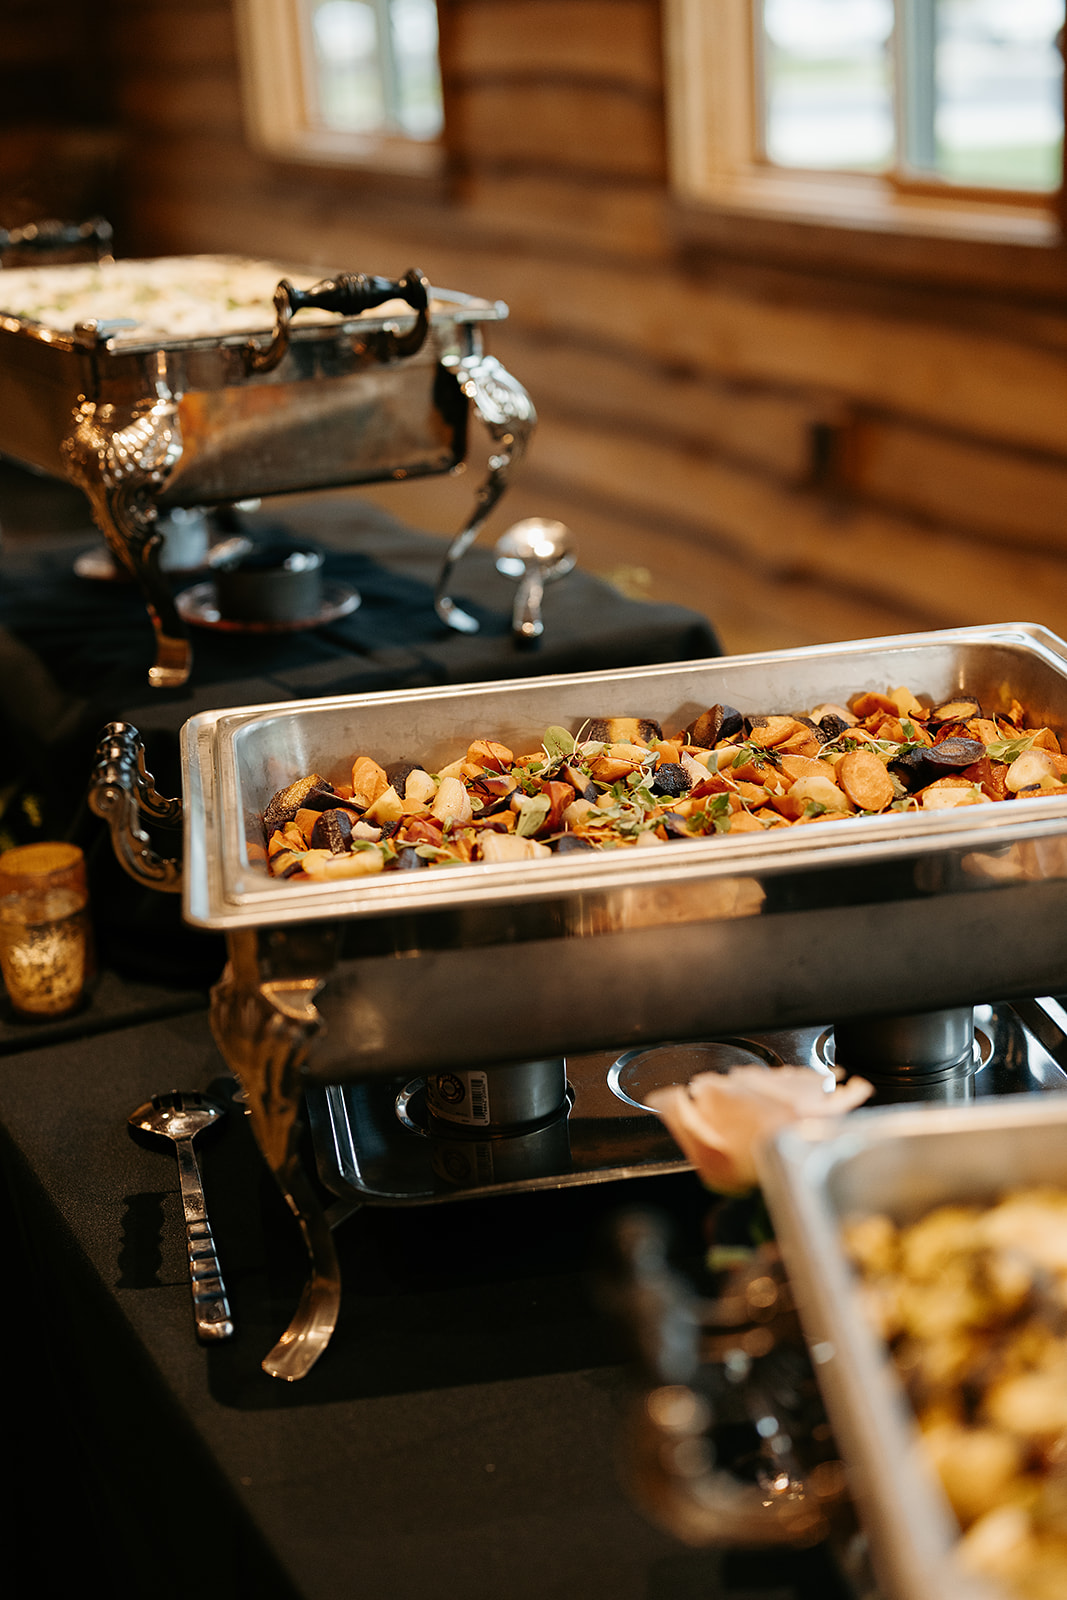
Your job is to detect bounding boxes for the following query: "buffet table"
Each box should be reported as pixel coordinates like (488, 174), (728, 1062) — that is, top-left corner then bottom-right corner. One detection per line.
(0, 990), (849, 1600)
(0, 474), (846, 1599)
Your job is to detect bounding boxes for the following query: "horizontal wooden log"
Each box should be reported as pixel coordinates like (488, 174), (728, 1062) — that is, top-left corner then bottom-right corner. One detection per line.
(445, 0), (662, 89)
(449, 83), (665, 177)
(116, 70), (245, 135)
(120, 133), (277, 201)
(489, 325), (812, 480)
(111, 6), (237, 68)
(846, 418), (1067, 553)
(474, 257), (1067, 460)
(454, 172), (669, 260)
(529, 414), (1067, 637)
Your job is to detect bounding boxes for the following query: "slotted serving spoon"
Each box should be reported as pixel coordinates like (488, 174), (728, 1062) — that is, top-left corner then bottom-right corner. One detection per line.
(129, 1090), (235, 1342)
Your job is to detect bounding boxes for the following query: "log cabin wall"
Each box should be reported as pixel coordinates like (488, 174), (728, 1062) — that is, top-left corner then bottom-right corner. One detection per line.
(61, 1), (1067, 652)
(0, 0), (119, 232)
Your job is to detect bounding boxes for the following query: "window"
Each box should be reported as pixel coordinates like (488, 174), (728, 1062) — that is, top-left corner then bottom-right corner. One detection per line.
(236, 0), (444, 174)
(665, 0), (1065, 248)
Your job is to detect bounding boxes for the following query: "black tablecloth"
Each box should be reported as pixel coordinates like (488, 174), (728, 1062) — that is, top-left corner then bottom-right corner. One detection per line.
(0, 1003), (848, 1600)
(0, 490), (720, 838)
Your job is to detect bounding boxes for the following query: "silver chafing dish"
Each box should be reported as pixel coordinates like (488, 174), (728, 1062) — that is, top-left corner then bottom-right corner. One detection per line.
(0, 254), (534, 685)
(179, 621), (1067, 1076)
(90, 622), (1067, 1378)
(757, 1097), (1067, 1600)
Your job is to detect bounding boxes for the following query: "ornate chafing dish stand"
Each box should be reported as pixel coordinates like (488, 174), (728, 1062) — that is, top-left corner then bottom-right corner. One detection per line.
(0, 258), (535, 686)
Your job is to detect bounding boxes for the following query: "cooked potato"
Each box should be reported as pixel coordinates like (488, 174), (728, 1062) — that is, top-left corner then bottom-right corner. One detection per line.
(259, 683), (1062, 887)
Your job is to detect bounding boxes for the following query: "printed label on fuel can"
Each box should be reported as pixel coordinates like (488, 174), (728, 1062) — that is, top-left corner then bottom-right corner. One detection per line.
(426, 1069), (491, 1126)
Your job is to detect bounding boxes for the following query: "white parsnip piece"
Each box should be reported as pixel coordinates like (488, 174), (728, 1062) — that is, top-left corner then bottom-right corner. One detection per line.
(300, 847), (385, 879)
(404, 768), (437, 804)
(919, 780), (985, 808)
(479, 832), (551, 862)
(787, 774), (853, 813)
(1005, 748), (1061, 793)
(432, 775), (472, 824)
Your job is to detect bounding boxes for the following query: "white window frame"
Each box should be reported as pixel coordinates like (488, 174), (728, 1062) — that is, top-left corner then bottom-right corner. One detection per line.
(235, 0), (445, 177)
(664, 0), (1063, 249)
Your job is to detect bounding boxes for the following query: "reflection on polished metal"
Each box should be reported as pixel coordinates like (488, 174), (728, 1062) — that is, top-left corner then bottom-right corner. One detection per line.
(608, 1039), (784, 1114)
(0, 215), (113, 267)
(128, 1092), (234, 1342)
(210, 929), (340, 1382)
(62, 382), (189, 687)
(607, 1212), (843, 1547)
(91, 719), (340, 1378)
(494, 518), (577, 641)
(427, 1103), (573, 1190)
(88, 722), (183, 891)
(1, 259), (530, 685)
(833, 1006), (978, 1104)
(833, 1006), (975, 1075)
(433, 353), (538, 634)
(425, 1057), (567, 1131)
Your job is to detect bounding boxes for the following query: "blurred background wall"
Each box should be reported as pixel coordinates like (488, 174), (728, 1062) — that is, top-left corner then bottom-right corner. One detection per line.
(4, 0), (1067, 657)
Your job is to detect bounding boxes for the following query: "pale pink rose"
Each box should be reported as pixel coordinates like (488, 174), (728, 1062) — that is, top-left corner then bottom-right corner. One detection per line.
(646, 1066), (873, 1193)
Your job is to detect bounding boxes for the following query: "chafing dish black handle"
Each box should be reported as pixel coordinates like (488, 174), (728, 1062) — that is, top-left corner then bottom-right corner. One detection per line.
(246, 267), (431, 374)
(88, 722), (183, 894)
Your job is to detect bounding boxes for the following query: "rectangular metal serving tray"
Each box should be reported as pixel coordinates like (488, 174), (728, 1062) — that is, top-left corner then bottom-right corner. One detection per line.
(180, 623), (1067, 1082)
(757, 1095), (1067, 1600)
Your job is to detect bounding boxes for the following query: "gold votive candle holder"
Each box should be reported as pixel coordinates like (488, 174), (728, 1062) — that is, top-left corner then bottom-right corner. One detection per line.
(0, 842), (95, 1019)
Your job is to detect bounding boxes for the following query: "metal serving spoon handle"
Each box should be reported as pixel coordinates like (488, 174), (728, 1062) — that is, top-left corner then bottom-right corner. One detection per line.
(512, 565), (548, 639)
(129, 1092), (234, 1342)
(174, 1130), (234, 1341)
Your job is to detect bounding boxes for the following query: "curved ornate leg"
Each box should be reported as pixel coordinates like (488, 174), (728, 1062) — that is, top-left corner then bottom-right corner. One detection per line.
(88, 722), (183, 892)
(433, 352), (537, 634)
(211, 930), (342, 1381)
(62, 390), (190, 688)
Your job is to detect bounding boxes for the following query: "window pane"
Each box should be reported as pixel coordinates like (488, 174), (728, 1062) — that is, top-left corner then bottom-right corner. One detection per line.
(761, 0), (896, 171)
(309, 0), (385, 134)
(921, 0), (1064, 190)
(390, 0), (444, 140)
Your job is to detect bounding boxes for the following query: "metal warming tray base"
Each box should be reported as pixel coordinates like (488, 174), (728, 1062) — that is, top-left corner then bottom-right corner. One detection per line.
(758, 1094), (1067, 1600)
(307, 1002), (1067, 1208)
(179, 622), (1067, 1084)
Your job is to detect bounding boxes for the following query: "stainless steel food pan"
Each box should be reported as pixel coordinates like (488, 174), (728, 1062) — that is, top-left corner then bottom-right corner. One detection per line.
(758, 1096), (1067, 1600)
(178, 623), (1067, 1082)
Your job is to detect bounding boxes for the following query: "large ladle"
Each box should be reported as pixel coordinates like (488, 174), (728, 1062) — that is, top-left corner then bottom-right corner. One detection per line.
(494, 518), (577, 640)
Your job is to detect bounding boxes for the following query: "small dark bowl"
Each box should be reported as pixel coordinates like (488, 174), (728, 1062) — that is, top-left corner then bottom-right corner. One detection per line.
(214, 540), (325, 623)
